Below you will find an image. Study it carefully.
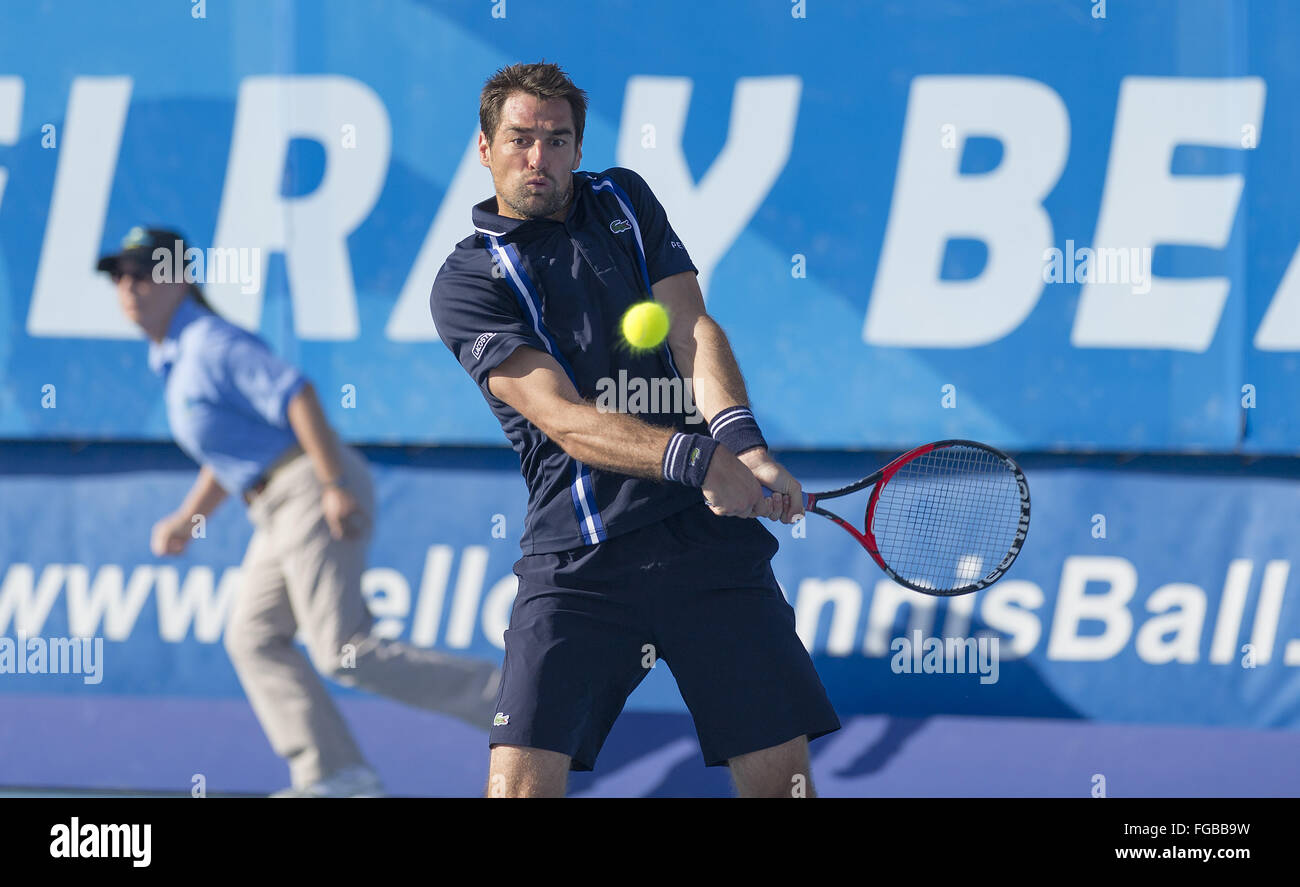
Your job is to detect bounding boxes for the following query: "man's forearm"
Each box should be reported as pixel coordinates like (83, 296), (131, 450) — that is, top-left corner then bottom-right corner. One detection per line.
(549, 400), (678, 480)
(654, 271), (757, 428)
(486, 342), (722, 485)
(177, 466), (228, 518)
(669, 312), (771, 461)
(677, 314), (755, 426)
(286, 382), (346, 485)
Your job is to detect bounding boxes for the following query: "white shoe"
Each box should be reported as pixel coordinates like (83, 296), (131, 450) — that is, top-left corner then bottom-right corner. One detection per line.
(270, 765), (385, 798)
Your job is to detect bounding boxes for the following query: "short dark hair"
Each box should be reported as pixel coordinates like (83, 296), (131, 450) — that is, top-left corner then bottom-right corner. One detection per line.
(479, 61), (588, 145)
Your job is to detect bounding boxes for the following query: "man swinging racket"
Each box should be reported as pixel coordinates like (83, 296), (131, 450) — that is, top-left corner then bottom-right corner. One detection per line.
(430, 62), (840, 798)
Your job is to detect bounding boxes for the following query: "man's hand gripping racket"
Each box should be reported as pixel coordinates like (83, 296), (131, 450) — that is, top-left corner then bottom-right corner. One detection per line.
(764, 439), (1030, 597)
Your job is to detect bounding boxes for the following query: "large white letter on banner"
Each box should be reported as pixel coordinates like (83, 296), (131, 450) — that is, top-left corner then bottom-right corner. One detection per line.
(865, 76), (1068, 347)
(210, 76), (390, 339)
(1072, 77), (1265, 351)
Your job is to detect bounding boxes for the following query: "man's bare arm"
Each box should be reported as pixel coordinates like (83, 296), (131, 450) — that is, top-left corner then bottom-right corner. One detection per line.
(486, 346), (773, 517)
(178, 465), (228, 519)
(152, 466), (227, 556)
(652, 270), (749, 423)
(652, 270), (803, 523)
(286, 381), (366, 539)
(488, 346), (676, 479)
(286, 382), (345, 485)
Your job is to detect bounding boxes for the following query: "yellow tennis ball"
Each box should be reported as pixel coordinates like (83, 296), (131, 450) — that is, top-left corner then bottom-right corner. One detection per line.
(621, 301), (670, 350)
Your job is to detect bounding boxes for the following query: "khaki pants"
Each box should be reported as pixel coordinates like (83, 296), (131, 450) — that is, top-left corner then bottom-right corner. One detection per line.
(225, 445), (500, 788)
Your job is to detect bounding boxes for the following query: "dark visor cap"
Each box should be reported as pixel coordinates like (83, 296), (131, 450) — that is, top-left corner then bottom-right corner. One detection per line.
(96, 226), (188, 274)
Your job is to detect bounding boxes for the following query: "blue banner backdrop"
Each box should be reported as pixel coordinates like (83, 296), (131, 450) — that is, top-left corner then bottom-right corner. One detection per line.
(0, 0), (1298, 450)
(2, 444), (1299, 724)
(3, 443), (1299, 793)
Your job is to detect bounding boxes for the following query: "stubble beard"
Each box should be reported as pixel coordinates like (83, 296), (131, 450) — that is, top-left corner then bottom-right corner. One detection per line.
(502, 171), (573, 220)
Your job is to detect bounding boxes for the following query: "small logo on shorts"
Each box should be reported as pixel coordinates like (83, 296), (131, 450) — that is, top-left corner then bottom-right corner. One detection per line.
(493, 712), (510, 726)
(610, 218), (632, 234)
(472, 332), (496, 359)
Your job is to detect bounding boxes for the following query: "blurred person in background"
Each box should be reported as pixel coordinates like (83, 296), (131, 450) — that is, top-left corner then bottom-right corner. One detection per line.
(99, 226), (501, 797)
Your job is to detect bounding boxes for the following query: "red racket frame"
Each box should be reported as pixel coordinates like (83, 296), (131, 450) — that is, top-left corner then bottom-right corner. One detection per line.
(798, 440), (1030, 597)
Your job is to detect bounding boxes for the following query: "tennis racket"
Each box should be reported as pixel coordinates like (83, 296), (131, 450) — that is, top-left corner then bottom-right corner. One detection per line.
(765, 439), (1030, 596)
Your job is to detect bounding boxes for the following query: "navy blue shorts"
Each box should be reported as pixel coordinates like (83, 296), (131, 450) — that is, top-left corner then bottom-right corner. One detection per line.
(490, 502), (841, 771)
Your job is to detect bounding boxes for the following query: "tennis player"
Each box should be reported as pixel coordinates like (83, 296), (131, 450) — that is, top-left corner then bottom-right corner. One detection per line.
(101, 227), (501, 797)
(431, 62), (840, 797)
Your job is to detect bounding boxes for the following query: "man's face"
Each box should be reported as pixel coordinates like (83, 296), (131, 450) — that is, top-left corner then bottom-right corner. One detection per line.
(480, 92), (582, 222)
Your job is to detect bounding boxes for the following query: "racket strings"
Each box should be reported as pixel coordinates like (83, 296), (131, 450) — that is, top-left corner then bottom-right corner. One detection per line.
(872, 445), (1023, 592)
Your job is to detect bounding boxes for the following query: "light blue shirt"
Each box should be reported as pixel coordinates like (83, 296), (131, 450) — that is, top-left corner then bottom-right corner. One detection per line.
(150, 298), (307, 496)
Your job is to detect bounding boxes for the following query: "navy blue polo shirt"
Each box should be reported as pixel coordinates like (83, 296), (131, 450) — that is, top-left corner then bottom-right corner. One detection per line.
(431, 167), (704, 554)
